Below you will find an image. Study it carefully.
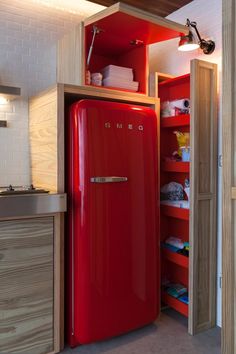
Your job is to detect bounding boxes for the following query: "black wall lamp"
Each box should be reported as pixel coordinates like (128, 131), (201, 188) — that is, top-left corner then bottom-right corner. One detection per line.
(178, 19), (215, 54)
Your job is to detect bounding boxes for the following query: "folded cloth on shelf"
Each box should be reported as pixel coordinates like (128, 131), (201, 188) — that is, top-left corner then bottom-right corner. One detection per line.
(101, 64), (134, 81)
(177, 248), (189, 257)
(162, 242), (180, 253)
(178, 293), (189, 304)
(160, 200), (189, 209)
(165, 283), (187, 298)
(161, 182), (184, 201)
(165, 236), (184, 249)
(103, 77), (139, 91)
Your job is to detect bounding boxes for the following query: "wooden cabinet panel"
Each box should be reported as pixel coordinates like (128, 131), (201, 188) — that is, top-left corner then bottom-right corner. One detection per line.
(197, 199), (211, 325)
(189, 59), (217, 334)
(197, 67), (212, 194)
(222, 1), (235, 353)
(29, 86), (65, 193)
(0, 217), (54, 354)
(57, 22), (84, 87)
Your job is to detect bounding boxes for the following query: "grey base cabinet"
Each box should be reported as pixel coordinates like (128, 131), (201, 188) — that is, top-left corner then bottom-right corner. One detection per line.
(0, 217), (55, 354)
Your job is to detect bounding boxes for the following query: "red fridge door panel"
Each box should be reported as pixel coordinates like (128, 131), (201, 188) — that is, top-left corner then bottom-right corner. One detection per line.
(66, 99), (159, 346)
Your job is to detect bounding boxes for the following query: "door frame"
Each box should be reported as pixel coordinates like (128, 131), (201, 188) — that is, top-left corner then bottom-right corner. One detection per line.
(222, 0), (235, 353)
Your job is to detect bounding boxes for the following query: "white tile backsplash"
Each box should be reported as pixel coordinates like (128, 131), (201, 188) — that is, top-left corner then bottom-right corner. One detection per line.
(0, 0), (104, 186)
(0, 99), (30, 186)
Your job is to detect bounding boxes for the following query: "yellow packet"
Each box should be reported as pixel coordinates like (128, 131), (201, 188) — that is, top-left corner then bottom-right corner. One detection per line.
(174, 131), (190, 156)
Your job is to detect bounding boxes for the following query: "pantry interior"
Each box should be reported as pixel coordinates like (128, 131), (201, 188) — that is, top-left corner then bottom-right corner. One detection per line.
(0, 1), (223, 353)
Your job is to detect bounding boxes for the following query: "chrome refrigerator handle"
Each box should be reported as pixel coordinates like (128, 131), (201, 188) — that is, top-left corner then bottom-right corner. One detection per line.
(90, 176), (128, 183)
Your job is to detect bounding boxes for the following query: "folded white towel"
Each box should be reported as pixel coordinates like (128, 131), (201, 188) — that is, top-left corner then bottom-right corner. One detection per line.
(103, 77), (139, 91)
(101, 65), (133, 81)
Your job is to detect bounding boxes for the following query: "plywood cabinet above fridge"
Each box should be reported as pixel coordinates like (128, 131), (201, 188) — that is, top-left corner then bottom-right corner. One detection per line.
(57, 2), (187, 95)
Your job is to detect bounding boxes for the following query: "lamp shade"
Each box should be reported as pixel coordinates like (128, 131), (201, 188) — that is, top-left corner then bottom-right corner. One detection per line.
(178, 31), (200, 52)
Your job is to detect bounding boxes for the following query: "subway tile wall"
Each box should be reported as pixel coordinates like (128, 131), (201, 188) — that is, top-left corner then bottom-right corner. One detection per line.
(0, 0), (104, 186)
(0, 100), (29, 185)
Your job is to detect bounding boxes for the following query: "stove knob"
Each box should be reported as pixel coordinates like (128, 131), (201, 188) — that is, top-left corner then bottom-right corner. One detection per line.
(29, 184), (35, 190)
(7, 184), (14, 191)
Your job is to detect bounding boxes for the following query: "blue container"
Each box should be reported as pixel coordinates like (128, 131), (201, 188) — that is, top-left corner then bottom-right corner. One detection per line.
(181, 147), (190, 162)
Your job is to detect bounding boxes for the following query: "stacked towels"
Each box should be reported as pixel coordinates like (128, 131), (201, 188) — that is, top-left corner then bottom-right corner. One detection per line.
(101, 65), (139, 92)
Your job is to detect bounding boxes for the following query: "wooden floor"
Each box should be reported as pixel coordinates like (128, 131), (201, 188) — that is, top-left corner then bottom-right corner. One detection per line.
(62, 309), (221, 354)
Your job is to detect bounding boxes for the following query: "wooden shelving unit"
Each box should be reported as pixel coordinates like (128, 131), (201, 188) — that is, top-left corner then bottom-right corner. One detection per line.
(159, 74), (190, 326)
(158, 63), (217, 335)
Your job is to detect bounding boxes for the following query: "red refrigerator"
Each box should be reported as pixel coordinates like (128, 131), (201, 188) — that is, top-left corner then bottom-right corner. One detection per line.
(66, 99), (159, 347)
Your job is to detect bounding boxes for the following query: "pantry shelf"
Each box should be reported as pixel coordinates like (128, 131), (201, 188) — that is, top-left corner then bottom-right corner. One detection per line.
(85, 83), (139, 93)
(161, 161), (190, 172)
(162, 247), (189, 268)
(162, 291), (188, 317)
(161, 114), (190, 128)
(159, 74), (190, 88)
(161, 204), (189, 220)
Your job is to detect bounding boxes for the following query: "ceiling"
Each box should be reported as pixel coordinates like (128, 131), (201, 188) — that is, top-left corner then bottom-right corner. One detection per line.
(87, 0), (193, 17)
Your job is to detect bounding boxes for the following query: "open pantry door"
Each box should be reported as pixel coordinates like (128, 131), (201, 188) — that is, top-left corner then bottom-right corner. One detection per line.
(189, 59), (218, 335)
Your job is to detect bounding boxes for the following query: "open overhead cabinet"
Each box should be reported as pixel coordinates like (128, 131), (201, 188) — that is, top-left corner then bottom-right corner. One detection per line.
(57, 2), (187, 95)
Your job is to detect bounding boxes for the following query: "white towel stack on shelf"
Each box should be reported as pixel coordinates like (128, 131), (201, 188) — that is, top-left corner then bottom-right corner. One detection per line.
(101, 65), (139, 92)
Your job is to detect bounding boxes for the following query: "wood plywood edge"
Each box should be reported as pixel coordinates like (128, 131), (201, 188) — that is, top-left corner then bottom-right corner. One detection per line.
(57, 84), (65, 193)
(222, 0), (235, 353)
(149, 72), (175, 97)
(54, 213), (65, 352)
(63, 84), (158, 105)
(84, 2), (188, 35)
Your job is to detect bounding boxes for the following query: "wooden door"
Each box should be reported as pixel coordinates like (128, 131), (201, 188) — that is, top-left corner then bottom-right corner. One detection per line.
(189, 59), (218, 334)
(222, 1), (236, 353)
(0, 217), (54, 354)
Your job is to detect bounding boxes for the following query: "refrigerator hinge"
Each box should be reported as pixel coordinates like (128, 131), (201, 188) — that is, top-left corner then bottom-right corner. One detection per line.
(218, 154), (223, 167)
(219, 275), (222, 289)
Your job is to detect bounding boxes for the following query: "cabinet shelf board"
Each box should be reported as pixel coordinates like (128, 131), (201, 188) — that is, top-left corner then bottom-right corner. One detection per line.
(161, 205), (189, 220)
(85, 83), (142, 94)
(162, 291), (188, 317)
(159, 74), (190, 88)
(161, 161), (190, 173)
(161, 114), (190, 128)
(162, 247), (189, 268)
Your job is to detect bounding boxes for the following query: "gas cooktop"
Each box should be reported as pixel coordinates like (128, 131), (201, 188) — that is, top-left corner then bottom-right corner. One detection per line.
(0, 185), (49, 195)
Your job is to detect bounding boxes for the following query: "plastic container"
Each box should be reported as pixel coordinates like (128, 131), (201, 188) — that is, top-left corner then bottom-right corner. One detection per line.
(91, 72), (103, 86)
(180, 146), (190, 162)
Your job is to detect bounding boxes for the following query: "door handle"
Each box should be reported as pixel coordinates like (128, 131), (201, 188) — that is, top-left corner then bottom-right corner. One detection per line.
(90, 176), (128, 183)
